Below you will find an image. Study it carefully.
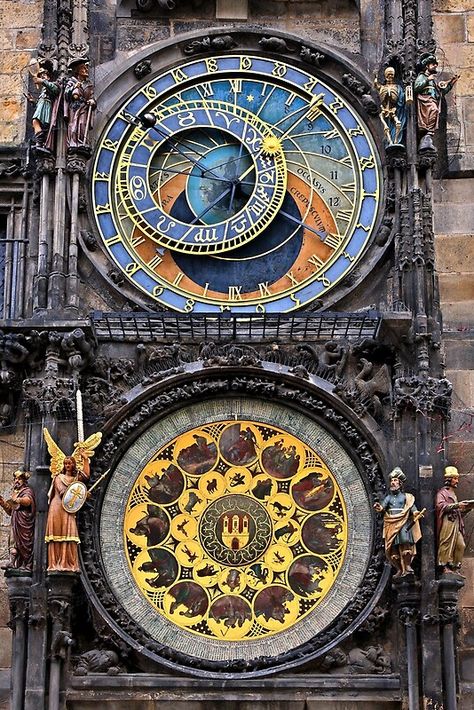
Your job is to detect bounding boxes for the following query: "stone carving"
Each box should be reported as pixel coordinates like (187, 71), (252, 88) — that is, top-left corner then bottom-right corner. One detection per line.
(61, 329), (93, 372)
(436, 466), (474, 575)
(296, 342), (347, 381)
(74, 649), (121, 675)
(374, 468), (423, 577)
(108, 268), (125, 286)
(374, 66), (407, 147)
(64, 58), (96, 152)
(414, 53), (459, 152)
(329, 339), (393, 419)
(356, 605), (389, 635)
(259, 37), (294, 53)
(133, 59), (152, 80)
(183, 34), (237, 56)
(393, 376), (452, 415)
(81, 231), (98, 251)
(300, 46), (325, 68)
(319, 644), (391, 674)
(353, 358), (391, 418)
(18, 329), (95, 420)
(398, 606), (420, 627)
(375, 217), (393, 246)
(51, 630), (73, 659)
(0, 470), (36, 570)
(199, 343), (262, 368)
(136, 0), (176, 11)
(342, 73), (378, 115)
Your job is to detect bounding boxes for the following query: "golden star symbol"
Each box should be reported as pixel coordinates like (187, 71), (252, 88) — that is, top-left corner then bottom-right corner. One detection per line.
(246, 94), (254, 102)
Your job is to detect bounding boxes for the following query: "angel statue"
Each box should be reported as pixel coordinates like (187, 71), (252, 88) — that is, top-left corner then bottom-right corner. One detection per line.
(43, 428), (102, 572)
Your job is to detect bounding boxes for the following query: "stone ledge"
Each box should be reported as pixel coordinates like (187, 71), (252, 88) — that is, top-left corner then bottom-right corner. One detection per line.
(69, 674), (401, 693)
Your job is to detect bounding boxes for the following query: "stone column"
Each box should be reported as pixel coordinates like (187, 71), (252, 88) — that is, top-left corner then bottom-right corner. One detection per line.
(5, 571), (32, 710)
(439, 575), (464, 710)
(394, 576), (421, 710)
(46, 572), (78, 710)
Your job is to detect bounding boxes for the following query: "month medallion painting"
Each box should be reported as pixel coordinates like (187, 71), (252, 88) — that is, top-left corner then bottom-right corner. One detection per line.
(100, 400), (372, 662)
(92, 54), (382, 312)
(124, 421), (347, 641)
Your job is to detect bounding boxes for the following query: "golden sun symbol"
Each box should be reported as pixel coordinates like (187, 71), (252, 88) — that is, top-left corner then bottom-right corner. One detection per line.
(261, 135), (282, 156)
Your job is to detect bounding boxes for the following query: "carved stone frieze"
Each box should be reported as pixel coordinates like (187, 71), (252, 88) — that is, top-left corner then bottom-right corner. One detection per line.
(299, 46), (325, 68)
(393, 375), (452, 415)
(16, 328), (96, 420)
(199, 342), (262, 368)
(182, 34), (237, 56)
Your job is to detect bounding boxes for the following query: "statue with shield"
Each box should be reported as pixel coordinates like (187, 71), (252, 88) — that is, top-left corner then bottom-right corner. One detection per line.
(43, 424), (103, 572)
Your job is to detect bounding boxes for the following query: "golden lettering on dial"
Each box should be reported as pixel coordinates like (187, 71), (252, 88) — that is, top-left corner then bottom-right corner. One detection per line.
(228, 286), (243, 300)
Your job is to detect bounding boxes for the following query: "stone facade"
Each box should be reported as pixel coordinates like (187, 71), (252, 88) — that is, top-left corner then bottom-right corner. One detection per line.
(0, 0), (44, 144)
(433, 5), (474, 704)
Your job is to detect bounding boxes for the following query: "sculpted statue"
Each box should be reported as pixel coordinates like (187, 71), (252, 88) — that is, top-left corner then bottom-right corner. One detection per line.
(436, 466), (474, 574)
(28, 60), (60, 153)
(414, 53), (459, 151)
(374, 468), (423, 577)
(43, 428), (102, 572)
(374, 66), (406, 147)
(64, 58), (96, 151)
(0, 470), (36, 570)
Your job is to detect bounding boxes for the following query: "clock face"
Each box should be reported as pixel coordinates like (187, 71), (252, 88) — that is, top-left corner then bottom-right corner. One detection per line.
(92, 55), (381, 312)
(99, 399), (373, 665)
(123, 420), (348, 643)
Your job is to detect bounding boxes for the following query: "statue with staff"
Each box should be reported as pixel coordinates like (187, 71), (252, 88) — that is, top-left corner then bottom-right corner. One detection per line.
(64, 58), (96, 151)
(44, 389), (106, 572)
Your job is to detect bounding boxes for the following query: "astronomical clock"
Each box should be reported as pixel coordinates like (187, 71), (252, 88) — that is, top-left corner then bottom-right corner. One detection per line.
(83, 44), (388, 678)
(91, 53), (381, 313)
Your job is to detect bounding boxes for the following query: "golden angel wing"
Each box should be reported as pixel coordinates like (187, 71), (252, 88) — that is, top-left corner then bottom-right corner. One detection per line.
(43, 427), (66, 477)
(73, 431), (103, 461)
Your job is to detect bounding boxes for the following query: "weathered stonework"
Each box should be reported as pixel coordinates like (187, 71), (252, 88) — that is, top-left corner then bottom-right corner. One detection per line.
(0, 0), (44, 144)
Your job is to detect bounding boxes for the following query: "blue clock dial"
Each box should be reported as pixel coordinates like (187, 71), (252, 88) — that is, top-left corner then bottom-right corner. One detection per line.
(92, 55), (381, 313)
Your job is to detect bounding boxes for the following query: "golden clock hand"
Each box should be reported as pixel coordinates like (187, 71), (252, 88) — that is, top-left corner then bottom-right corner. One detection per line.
(276, 94), (325, 140)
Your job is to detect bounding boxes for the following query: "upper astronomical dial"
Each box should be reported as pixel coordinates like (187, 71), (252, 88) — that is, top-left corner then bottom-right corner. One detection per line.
(92, 55), (381, 313)
(119, 100), (286, 255)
